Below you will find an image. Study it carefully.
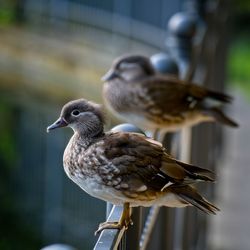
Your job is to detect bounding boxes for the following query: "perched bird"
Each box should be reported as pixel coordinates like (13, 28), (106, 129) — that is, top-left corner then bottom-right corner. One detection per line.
(102, 54), (238, 133)
(47, 99), (219, 234)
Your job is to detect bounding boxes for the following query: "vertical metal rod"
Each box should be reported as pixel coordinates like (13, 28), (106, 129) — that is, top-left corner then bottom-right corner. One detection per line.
(172, 209), (185, 250)
(172, 128), (192, 250)
(106, 202), (113, 219)
(180, 127), (192, 163)
(139, 206), (160, 250)
(127, 207), (142, 250)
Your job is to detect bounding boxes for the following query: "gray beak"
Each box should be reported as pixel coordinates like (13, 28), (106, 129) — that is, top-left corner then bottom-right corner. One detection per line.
(101, 69), (119, 81)
(47, 117), (68, 133)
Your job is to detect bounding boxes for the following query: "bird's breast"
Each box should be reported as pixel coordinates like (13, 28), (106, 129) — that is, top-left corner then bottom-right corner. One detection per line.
(62, 138), (126, 204)
(103, 81), (136, 112)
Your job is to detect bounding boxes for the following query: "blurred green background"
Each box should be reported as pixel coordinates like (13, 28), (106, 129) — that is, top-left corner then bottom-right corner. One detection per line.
(228, 1), (250, 98)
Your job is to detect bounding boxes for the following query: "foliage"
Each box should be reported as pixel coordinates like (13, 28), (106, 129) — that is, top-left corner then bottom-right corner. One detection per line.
(0, 1), (15, 25)
(227, 0), (250, 98)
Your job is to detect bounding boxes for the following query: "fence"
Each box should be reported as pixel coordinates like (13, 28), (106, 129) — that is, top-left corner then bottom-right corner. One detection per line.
(0, 0), (230, 249)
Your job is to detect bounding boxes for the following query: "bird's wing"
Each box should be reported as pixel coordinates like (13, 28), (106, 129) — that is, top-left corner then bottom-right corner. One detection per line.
(137, 75), (232, 115)
(96, 132), (214, 197)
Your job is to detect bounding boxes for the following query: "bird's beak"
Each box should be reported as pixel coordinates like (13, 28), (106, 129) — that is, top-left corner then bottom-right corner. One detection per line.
(47, 117), (68, 133)
(101, 69), (119, 81)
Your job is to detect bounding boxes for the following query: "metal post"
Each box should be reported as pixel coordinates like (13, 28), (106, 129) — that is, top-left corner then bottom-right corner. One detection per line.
(165, 9), (200, 250)
(139, 206), (160, 250)
(126, 207), (142, 250)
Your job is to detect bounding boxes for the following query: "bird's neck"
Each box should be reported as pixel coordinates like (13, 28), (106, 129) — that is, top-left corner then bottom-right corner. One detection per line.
(73, 130), (104, 150)
(71, 121), (104, 141)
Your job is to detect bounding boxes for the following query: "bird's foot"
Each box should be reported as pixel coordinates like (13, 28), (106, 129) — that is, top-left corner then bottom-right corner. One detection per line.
(95, 203), (132, 235)
(95, 218), (133, 235)
(95, 221), (122, 235)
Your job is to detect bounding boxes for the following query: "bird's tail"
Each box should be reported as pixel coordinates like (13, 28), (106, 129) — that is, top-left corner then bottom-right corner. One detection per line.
(176, 160), (215, 183)
(170, 185), (220, 214)
(207, 89), (233, 103)
(203, 107), (238, 128)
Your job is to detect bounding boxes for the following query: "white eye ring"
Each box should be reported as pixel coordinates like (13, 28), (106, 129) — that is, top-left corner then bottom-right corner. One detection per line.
(71, 110), (80, 117)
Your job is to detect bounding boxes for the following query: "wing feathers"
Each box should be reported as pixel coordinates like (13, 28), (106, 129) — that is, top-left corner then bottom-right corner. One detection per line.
(206, 89), (233, 103)
(104, 132), (215, 190)
(171, 185), (220, 214)
(175, 160), (216, 182)
(202, 107), (239, 127)
(100, 132), (219, 214)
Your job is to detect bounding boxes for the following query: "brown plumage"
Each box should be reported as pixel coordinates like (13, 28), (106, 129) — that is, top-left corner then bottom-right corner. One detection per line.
(47, 99), (219, 233)
(102, 54), (238, 132)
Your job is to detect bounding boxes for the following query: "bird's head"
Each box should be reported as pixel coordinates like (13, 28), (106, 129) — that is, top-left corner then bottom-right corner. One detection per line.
(47, 99), (104, 137)
(102, 54), (155, 82)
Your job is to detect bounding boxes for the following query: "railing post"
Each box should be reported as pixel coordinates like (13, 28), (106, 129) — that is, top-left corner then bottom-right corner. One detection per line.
(166, 12), (197, 80)
(151, 53), (179, 77)
(126, 207), (142, 250)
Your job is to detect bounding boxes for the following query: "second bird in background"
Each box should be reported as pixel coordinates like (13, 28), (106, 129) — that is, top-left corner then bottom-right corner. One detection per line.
(102, 54), (238, 134)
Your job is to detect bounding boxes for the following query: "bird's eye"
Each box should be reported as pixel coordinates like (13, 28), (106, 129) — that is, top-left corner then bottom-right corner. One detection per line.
(71, 110), (80, 116)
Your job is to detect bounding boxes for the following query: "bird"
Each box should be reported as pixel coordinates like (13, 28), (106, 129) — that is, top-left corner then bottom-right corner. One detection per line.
(102, 54), (238, 134)
(47, 98), (219, 234)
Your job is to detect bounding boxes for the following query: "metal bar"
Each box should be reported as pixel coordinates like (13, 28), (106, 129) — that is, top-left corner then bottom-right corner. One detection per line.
(106, 203), (114, 219)
(180, 127), (192, 163)
(139, 206), (160, 250)
(126, 207), (142, 250)
(94, 206), (126, 250)
(172, 128), (192, 250)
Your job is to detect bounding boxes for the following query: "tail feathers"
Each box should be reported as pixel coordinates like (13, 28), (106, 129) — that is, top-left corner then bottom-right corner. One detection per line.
(171, 185), (220, 215)
(204, 107), (239, 127)
(176, 160), (216, 182)
(207, 90), (233, 103)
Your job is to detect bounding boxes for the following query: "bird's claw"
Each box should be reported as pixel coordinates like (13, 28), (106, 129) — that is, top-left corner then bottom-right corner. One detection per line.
(95, 219), (133, 235)
(95, 222), (122, 235)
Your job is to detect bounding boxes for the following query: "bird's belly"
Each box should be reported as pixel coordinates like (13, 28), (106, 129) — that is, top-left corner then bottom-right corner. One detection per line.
(159, 113), (213, 132)
(68, 174), (128, 205)
(67, 172), (188, 208)
(114, 111), (213, 132)
(129, 192), (187, 208)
